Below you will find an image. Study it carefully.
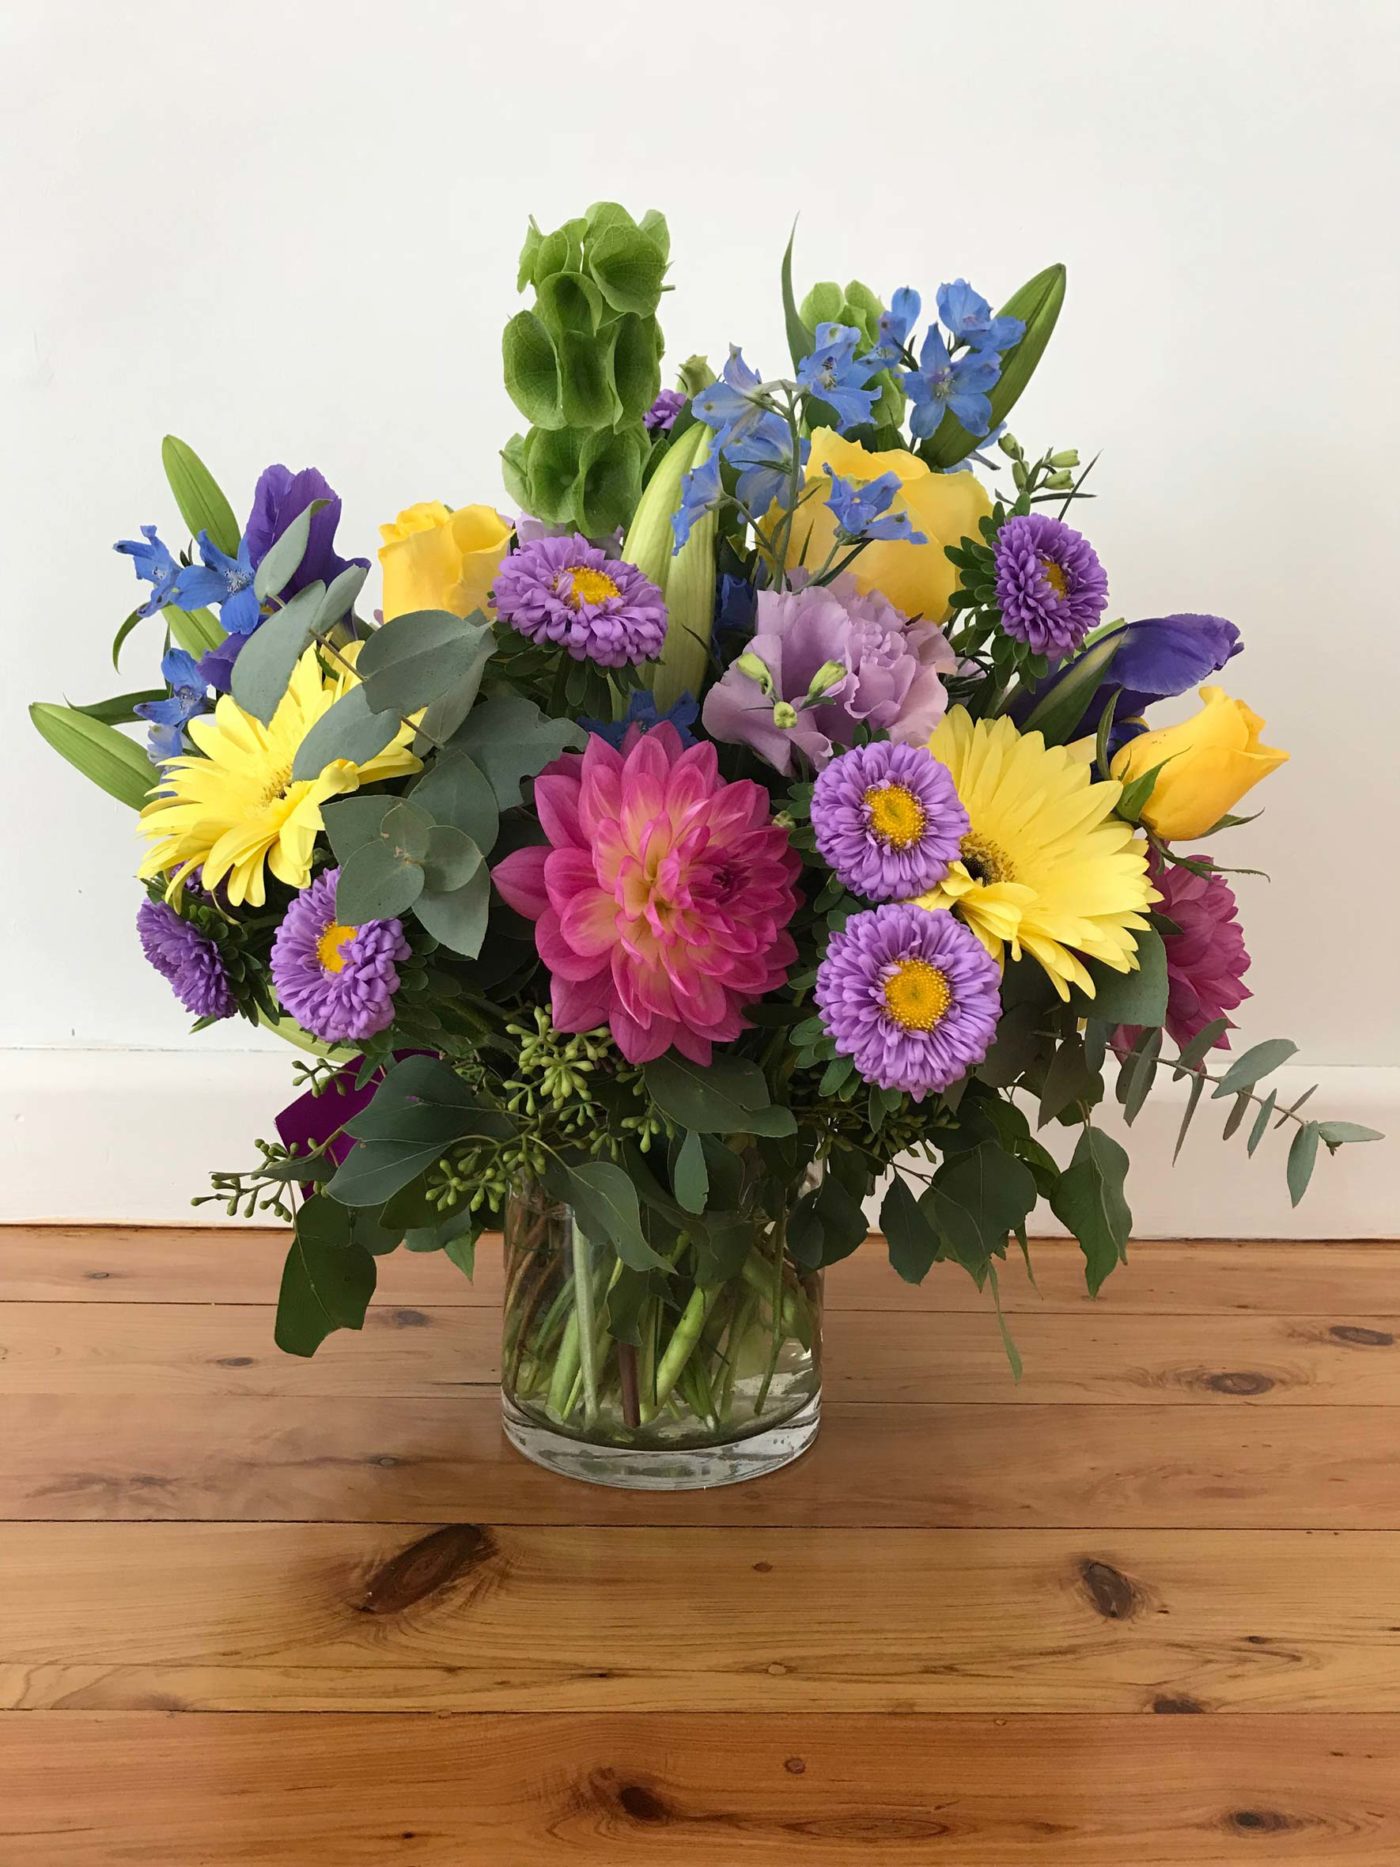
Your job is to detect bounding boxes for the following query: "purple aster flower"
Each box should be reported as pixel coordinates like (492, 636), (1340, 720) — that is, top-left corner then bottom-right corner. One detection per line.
(137, 899), (234, 1020)
(270, 869), (410, 1045)
(244, 464), (368, 597)
(492, 534), (667, 666)
(702, 574), (956, 776)
(994, 512), (1109, 657)
(812, 741), (969, 902)
(815, 903), (1002, 1100)
(645, 388), (687, 432)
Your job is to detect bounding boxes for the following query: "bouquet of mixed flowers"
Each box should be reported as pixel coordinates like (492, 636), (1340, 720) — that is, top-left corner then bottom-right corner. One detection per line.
(33, 202), (1379, 1487)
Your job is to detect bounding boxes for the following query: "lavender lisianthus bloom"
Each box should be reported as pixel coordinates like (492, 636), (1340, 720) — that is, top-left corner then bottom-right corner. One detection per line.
(645, 388), (687, 432)
(137, 899), (234, 1020)
(701, 575), (957, 776)
(994, 511), (1108, 657)
(492, 533), (666, 666)
(815, 902), (1001, 1099)
(245, 465), (369, 597)
(270, 869), (410, 1044)
(812, 740), (969, 902)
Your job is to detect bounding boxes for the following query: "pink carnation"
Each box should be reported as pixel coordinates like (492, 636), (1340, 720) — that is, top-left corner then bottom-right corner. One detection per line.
(492, 724), (800, 1065)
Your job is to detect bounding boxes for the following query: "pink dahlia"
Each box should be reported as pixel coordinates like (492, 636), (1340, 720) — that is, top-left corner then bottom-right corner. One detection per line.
(1118, 853), (1251, 1052)
(492, 724), (800, 1064)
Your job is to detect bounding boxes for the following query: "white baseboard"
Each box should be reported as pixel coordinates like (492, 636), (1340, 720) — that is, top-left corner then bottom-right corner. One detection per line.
(1, 1048), (1395, 1237)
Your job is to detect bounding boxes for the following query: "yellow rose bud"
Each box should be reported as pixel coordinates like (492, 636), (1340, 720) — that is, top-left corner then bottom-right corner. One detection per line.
(1111, 684), (1289, 840)
(771, 428), (991, 624)
(378, 502), (510, 622)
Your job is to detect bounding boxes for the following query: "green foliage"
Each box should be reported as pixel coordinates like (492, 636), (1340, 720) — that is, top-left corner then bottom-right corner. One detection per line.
(161, 434), (240, 556)
(1050, 1127), (1132, 1295)
(449, 696), (585, 808)
(29, 703), (154, 809)
(274, 1195), (377, 1357)
(503, 202), (667, 533)
(550, 1158), (669, 1271)
(881, 1175), (940, 1284)
(643, 1052), (797, 1138)
(1022, 633), (1122, 748)
(327, 1056), (515, 1208)
(673, 1130), (708, 1214)
(1069, 928), (1169, 1027)
(290, 683), (404, 780)
(357, 610), (494, 715)
(229, 582), (325, 724)
(253, 500), (323, 603)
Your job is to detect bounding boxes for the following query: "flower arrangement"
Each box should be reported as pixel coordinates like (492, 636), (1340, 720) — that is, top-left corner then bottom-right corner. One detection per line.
(33, 202), (1380, 1486)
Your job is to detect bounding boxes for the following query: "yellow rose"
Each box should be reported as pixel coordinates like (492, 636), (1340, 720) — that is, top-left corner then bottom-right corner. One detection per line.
(378, 502), (510, 622)
(1111, 684), (1289, 840)
(772, 428), (992, 623)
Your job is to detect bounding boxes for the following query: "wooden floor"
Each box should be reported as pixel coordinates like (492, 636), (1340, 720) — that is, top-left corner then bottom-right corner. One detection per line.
(2, 1230), (1399, 1863)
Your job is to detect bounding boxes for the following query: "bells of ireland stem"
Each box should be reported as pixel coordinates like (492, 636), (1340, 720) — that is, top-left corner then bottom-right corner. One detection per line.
(623, 423), (717, 714)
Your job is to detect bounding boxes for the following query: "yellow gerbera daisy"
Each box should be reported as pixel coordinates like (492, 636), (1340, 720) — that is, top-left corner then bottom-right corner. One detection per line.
(137, 643), (421, 908)
(911, 707), (1157, 1000)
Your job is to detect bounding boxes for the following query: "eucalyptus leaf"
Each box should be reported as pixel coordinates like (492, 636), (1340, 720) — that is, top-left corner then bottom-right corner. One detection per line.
(1246, 1088), (1278, 1156)
(1071, 927), (1168, 1027)
(1287, 1121), (1321, 1206)
(1049, 1127), (1132, 1296)
(643, 1053), (795, 1136)
(1173, 1073), (1206, 1163)
(411, 750), (500, 852)
(421, 825), (483, 893)
(1316, 1121), (1384, 1147)
(562, 1159), (669, 1271)
(316, 563), (370, 629)
(290, 683), (402, 781)
(273, 1195), (376, 1356)
(327, 1137), (454, 1208)
(1211, 1037), (1299, 1099)
(673, 1129), (709, 1215)
(253, 500), (324, 603)
(414, 863), (490, 957)
(335, 838), (425, 924)
(229, 582), (325, 725)
(358, 610), (494, 714)
(321, 795), (396, 865)
(451, 695), (586, 807)
(882, 1175), (940, 1284)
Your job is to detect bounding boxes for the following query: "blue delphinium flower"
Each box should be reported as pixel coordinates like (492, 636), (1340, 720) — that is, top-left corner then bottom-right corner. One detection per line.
(114, 525), (183, 617)
(902, 327), (1002, 440)
(714, 574), (758, 643)
(671, 449), (725, 552)
(822, 467), (928, 545)
(133, 648), (211, 765)
(860, 287), (922, 367)
(796, 322), (880, 430)
(170, 531), (262, 636)
(691, 346), (769, 447)
(727, 413), (809, 517)
(937, 280), (1025, 354)
(581, 689), (701, 749)
(940, 422), (1008, 474)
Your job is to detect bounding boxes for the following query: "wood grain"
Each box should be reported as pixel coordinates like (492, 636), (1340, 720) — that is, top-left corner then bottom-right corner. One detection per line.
(5, 1392), (1400, 1526)
(8, 1224), (1400, 1313)
(3, 1300), (1399, 1404)
(3, 1711), (1399, 1863)
(2, 1522), (1397, 1714)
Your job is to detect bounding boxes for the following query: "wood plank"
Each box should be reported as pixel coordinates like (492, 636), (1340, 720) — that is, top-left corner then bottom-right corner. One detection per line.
(7, 1225), (1400, 1312)
(5, 1393), (1400, 1526)
(3, 1300), (1399, 1405)
(2, 1711), (1398, 1863)
(2, 1523), (1397, 1714)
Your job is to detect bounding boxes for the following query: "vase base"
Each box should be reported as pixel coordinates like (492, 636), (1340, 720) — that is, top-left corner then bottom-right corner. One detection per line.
(501, 1392), (821, 1491)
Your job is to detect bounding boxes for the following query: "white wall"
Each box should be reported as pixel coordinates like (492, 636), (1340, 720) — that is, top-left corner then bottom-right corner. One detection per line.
(1, 0), (1397, 1223)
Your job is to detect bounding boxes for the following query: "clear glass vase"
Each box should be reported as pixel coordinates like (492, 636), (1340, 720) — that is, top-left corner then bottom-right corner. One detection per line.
(501, 1162), (822, 1490)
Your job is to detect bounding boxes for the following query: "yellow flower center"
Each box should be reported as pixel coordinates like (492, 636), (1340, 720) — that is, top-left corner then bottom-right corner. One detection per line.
(562, 565), (621, 608)
(864, 782), (926, 849)
(258, 763), (295, 808)
(316, 921), (356, 974)
(883, 959), (952, 1032)
(959, 832), (1014, 885)
(1040, 557), (1068, 600)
